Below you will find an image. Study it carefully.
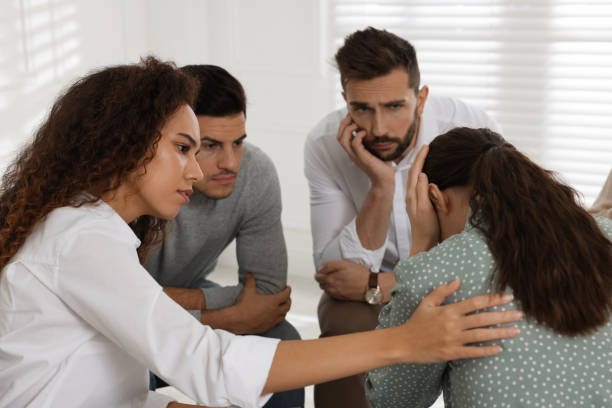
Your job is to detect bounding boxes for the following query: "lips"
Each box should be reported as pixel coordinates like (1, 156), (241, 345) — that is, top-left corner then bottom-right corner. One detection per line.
(211, 175), (236, 185)
(177, 189), (193, 203)
(372, 142), (396, 150)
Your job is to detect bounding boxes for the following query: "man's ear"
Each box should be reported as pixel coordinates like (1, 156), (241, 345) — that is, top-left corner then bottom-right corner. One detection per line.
(417, 85), (429, 116)
(428, 183), (449, 215)
(342, 91), (347, 103)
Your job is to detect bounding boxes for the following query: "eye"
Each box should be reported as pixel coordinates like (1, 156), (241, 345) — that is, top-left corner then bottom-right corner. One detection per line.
(202, 142), (217, 150)
(233, 139), (244, 147)
(355, 106), (368, 113)
(177, 144), (189, 153)
(389, 103), (402, 110)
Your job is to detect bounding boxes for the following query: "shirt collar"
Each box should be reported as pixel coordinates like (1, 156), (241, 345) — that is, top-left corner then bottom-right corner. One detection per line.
(90, 198), (142, 247)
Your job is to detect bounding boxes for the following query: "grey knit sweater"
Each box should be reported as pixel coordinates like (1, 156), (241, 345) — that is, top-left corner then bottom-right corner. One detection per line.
(145, 143), (287, 310)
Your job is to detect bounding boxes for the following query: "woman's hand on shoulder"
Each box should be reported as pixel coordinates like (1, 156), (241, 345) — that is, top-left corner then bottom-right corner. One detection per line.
(393, 279), (522, 364)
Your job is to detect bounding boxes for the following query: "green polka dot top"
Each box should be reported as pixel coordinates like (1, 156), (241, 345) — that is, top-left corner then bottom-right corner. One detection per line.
(366, 216), (612, 408)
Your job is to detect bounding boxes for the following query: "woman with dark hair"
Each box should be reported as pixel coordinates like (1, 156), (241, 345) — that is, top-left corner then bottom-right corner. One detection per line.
(366, 127), (612, 407)
(0, 59), (521, 408)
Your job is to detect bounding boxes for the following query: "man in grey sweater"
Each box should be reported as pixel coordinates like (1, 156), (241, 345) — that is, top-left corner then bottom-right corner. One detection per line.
(145, 65), (304, 407)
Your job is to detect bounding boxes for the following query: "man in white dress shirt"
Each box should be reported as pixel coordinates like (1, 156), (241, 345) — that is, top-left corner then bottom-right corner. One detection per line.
(304, 27), (501, 407)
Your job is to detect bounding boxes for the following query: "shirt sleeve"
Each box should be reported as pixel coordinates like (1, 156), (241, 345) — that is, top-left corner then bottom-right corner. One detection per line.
(52, 224), (279, 408)
(441, 96), (503, 135)
(143, 391), (175, 408)
(304, 127), (387, 271)
(200, 151), (288, 310)
(590, 168), (612, 219)
(365, 256), (447, 408)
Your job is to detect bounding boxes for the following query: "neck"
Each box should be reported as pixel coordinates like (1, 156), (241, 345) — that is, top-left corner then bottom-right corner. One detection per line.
(101, 186), (140, 224)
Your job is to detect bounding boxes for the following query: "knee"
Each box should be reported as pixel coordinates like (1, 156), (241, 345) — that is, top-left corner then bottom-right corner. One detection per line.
(260, 319), (302, 341)
(318, 296), (380, 336)
(321, 314), (377, 336)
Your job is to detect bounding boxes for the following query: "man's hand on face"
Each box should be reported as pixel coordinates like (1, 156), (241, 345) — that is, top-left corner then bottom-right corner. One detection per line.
(336, 114), (395, 187)
(230, 274), (292, 335)
(314, 260), (370, 301)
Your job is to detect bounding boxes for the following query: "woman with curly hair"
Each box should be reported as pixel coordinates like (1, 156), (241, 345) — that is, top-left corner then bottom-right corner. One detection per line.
(0, 59), (521, 408)
(366, 127), (612, 407)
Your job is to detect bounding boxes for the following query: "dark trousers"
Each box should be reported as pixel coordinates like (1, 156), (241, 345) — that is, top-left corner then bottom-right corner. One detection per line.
(314, 293), (384, 408)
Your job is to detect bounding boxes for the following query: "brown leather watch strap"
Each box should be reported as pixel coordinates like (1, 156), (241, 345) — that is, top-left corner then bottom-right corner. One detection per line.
(368, 271), (378, 289)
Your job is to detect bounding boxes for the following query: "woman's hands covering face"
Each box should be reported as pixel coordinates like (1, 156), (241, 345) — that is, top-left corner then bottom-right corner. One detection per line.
(406, 145), (440, 255)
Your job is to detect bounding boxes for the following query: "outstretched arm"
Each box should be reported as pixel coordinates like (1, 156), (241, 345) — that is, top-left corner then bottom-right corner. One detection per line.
(262, 280), (521, 393)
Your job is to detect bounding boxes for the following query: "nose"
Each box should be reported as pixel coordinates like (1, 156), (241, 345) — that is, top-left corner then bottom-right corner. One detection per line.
(218, 146), (239, 172)
(371, 109), (387, 137)
(187, 155), (204, 182)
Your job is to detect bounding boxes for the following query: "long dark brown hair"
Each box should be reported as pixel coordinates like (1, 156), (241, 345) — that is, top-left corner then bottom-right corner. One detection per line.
(0, 56), (197, 270)
(423, 127), (612, 336)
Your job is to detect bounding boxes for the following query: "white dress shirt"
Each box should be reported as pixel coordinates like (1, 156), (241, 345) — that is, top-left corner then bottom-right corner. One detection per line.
(304, 94), (501, 273)
(0, 201), (279, 408)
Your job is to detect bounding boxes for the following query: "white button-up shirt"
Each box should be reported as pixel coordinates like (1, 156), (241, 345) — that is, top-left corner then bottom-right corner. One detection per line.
(304, 94), (501, 273)
(0, 201), (279, 408)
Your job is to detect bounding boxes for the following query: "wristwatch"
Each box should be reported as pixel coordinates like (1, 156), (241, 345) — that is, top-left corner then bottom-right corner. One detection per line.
(364, 271), (383, 305)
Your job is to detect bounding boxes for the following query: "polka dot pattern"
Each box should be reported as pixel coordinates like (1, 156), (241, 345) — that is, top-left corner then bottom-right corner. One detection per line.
(365, 217), (612, 408)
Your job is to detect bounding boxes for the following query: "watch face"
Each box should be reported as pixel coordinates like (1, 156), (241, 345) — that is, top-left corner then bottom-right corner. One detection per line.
(365, 288), (383, 305)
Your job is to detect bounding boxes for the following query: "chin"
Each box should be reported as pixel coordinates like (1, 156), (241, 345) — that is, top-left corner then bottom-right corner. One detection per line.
(379, 151), (401, 162)
(203, 186), (235, 200)
(153, 206), (182, 220)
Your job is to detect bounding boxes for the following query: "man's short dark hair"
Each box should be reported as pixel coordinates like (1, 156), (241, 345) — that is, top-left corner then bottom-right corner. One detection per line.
(180, 65), (246, 117)
(335, 27), (420, 92)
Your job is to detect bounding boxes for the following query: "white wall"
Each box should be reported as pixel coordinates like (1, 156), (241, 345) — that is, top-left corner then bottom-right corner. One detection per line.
(200, 0), (336, 231)
(0, 0), (144, 168)
(0, 0), (331, 235)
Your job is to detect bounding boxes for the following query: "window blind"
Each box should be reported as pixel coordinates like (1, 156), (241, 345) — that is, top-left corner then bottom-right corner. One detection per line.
(331, 0), (612, 206)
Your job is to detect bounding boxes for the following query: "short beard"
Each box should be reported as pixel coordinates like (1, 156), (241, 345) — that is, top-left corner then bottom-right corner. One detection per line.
(363, 108), (420, 162)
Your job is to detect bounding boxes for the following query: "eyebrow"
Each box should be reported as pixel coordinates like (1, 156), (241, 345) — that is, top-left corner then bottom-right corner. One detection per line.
(177, 133), (197, 147)
(349, 101), (369, 108)
(349, 99), (407, 108)
(201, 134), (247, 144)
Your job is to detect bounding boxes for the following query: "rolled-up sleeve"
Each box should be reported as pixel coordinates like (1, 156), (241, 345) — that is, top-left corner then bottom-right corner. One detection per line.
(304, 127), (386, 271)
(337, 219), (388, 272)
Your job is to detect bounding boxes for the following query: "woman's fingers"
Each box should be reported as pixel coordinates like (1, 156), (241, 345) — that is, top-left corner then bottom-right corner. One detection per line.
(452, 292), (515, 315)
(415, 172), (433, 212)
(461, 310), (523, 330)
(460, 326), (520, 345)
(419, 280), (461, 307)
(407, 145), (429, 191)
(452, 345), (504, 360)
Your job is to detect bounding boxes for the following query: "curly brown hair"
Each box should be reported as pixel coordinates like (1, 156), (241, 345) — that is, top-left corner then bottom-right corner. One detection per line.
(0, 56), (198, 271)
(423, 127), (612, 336)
